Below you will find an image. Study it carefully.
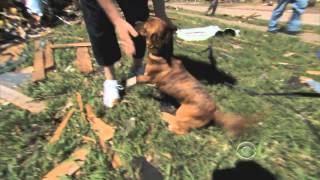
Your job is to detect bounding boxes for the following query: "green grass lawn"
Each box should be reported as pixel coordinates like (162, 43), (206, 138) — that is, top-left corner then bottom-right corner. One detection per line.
(0, 11), (320, 180)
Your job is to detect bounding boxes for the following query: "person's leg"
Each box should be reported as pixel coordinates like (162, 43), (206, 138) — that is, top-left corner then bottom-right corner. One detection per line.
(117, 0), (149, 75)
(268, 0), (290, 32)
(206, 2), (214, 15)
(210, 0), (219, 16)
(80, 0), (122, 107)
(287, 0), (308, 32)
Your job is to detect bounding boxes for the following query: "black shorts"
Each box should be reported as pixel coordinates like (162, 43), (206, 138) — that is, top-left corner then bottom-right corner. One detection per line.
(80, 0), (149, 66)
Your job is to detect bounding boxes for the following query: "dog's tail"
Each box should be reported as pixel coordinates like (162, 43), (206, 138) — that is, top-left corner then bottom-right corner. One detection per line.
(212, 110), (259, 136)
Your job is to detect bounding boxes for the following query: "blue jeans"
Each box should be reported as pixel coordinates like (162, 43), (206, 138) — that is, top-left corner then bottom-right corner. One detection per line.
(268, 0), (309, 32)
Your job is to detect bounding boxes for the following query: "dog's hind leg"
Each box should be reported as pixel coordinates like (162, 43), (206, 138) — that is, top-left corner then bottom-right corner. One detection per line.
(162, 112), (189, 134)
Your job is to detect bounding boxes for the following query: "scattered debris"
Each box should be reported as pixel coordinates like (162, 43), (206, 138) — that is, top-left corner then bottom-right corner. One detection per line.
(0, 98), (9, 106)
(112, 153), (122, 169)
(177, 26), (240, 41)
(49, 108), (75, 145)
(75, 47), (93, 73)
(299, 76), (320, 93)
(231, 44), (242, 49)
(51, 42), (91, 49)
(32, 40), (45, 81)
(126, 76), (137, 87)
(76, 92), (86, 120)
(306, 70), (320, 76)
(85, 104), (115, 152)
(42, 146), (90, 180)
(0, 43), (25, 64)
(15, 66), (34, 73)
(0, 72), (32, 88)
(132, 157), (164, 180)
(82, 135), (96, 144)
(0, 84), (46, 113)
(283, 52), (297, 57)
(44, 42), (54, 69)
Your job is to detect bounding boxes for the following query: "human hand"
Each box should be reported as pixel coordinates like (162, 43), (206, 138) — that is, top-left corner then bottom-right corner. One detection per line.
(114, 18), (138, 56)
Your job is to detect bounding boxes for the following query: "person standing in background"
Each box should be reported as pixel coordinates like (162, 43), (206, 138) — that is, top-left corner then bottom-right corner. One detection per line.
(268, 0), (309, 34)
(205, 0), (219, 16)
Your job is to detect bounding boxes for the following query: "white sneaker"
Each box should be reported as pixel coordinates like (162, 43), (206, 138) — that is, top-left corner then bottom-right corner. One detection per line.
(103, 80), (122, 108)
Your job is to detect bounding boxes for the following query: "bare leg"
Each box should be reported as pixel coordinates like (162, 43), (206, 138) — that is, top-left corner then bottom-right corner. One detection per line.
(104, 65), (115, 80)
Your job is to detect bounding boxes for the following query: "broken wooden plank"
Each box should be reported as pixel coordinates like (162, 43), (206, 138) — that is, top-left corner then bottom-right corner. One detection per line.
(0, 43), (25, 64)
(0, 84), (46, 113)
(51, 42), (91, 49)
(85, 104), (115, 152)
(306, 70), (320, 76)
(76, 92), (86, 120)
(76, 47), (93, 73)
(15, 66), (34, 73)
(42, 146), (90, 180)
(32, 40), (45, 81)
(112, 153), (122, 169)
(49, 108), (75, 144)
(44, 42), (54, 69)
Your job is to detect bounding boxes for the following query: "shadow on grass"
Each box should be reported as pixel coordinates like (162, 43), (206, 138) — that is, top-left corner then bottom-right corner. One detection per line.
(174, 54), (237, 85)
(212, 161), (276, 180)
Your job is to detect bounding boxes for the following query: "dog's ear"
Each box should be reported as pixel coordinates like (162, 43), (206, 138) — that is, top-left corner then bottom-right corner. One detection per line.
(135, 21), (147, 36)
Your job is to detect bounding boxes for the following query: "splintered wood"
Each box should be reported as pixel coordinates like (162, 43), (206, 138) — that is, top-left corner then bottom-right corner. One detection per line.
(76, 92), (86, 120)
(44, 42), (54, 69)
(0, 43), (25, 64)
(51, 42), (91, 49)
(76, 47), (93, 73)
(42, 147), (90, 180)
(32, 40), (45, 81)
(49, 108), (75, 144)
(85, 104), (115, 152)
(0, 84), (46, 113)
(112, 153), (122, 169)
(306, 70), (320, 76)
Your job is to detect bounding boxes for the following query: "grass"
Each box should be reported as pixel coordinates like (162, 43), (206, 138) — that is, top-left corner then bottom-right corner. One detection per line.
(214, 14), (320, 34)
(168, 4), (320, 34)
(1, 11), (320, 180)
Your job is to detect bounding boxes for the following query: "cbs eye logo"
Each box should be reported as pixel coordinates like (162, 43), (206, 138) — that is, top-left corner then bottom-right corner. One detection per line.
(236, 142), (256, 160)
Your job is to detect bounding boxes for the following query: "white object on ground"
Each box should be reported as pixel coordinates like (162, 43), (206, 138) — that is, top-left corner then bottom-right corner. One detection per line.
(177, 26), (240, 41)
(103, 80), (121, 108)
(305, 79), (320, 93)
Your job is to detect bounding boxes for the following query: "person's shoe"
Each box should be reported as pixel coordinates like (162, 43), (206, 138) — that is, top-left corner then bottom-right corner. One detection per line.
(267, 29), (278, 34)
(103, 80), (122, 108)
(283, 30), (300, 35)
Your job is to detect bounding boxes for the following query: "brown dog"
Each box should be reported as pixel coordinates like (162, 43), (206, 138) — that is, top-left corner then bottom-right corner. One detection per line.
(135, 17), (255, 135)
